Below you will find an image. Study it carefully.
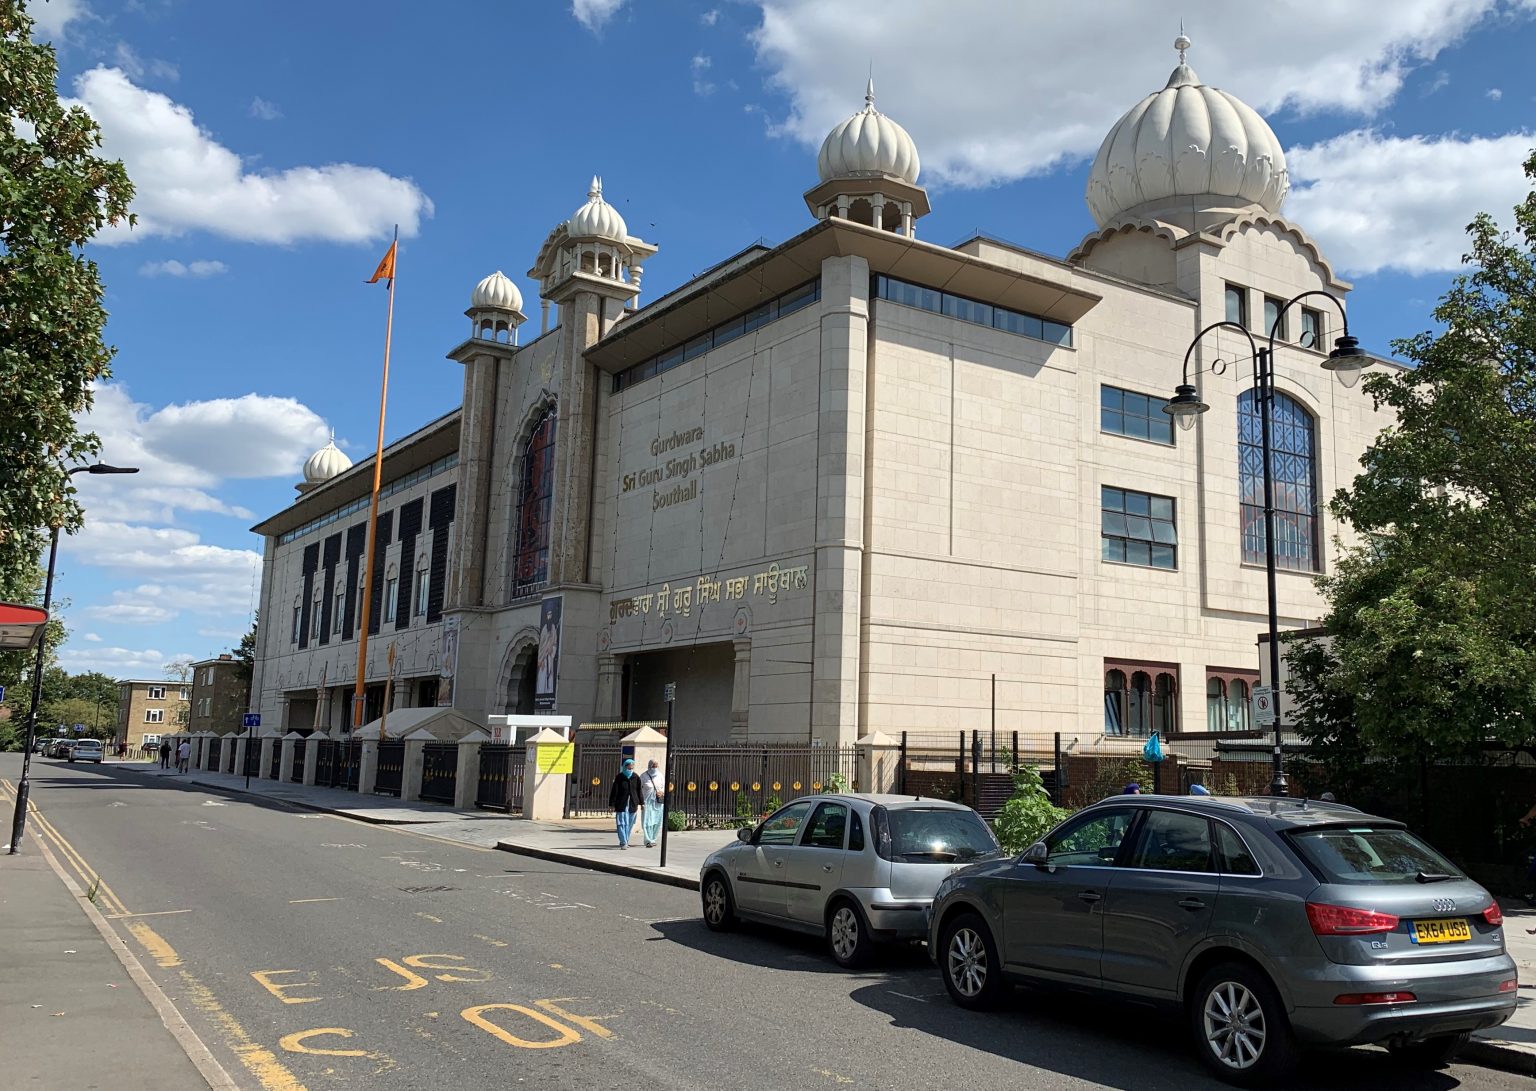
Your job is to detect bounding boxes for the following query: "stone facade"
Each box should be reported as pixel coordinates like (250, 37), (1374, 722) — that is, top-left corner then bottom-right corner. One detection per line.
(189, 654), (251, 735)
(115, 678), (189, 751)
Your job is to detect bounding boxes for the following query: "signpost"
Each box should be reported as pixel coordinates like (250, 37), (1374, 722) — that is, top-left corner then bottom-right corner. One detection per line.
(1252, 686), (1276, 727)
(0, 684), (6, 704)
(241, 713), (261, 789)
(659, 682), (678, 867)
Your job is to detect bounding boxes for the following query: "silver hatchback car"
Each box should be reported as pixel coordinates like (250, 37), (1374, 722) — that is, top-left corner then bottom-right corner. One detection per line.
(700, 793), (1002, 967)
(928, 795), (1517, 1086)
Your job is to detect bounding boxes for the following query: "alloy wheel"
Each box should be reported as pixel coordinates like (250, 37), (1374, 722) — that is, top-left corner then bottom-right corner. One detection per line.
(703, 881), (725, 925)
(1202, 979), (1267, 1070)
(830, 906), (860, 962)
(947, 926), (988, 998)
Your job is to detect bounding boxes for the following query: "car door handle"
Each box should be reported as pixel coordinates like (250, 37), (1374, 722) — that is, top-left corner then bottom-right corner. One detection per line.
(774, 859), (784, 868)
(1077, 890), (1101, 904)
(822, 864), (834, 872)
(1178, 898), (1208, 911)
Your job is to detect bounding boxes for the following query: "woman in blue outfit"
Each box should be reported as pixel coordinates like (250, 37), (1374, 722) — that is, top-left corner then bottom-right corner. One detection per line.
(608, 758), (643, 849)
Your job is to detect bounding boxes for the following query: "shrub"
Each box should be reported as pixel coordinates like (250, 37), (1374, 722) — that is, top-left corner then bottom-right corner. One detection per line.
(993, 764), (1070, 855)
(666, 810), (687, 832)
(827, 772), (850, 793)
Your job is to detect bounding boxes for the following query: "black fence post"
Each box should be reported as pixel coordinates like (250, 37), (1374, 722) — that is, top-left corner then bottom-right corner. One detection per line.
(957, 732), (965, 802)
(971, 731), (981, 810)
(899, 731), (907, 794)
(1053, 731), (1064, 807)
(1011, 730), (1019, 772)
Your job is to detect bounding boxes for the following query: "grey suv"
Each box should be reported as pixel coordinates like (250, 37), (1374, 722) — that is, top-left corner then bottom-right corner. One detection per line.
(701, 793), (1001, 967)
(928, 795), (1516, 1085)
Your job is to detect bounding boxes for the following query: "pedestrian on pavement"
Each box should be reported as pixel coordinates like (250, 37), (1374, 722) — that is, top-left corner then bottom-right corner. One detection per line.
(608, 758), (643, 849)
(639, 759), (665, 848)
(159, 739), (171, 769)
(177, 739), (191, 774)
(1121, 782), (1141, 795)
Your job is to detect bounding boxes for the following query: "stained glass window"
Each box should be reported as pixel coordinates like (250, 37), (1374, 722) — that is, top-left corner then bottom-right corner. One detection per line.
(514, 409), (557, 593)
(1239, 389), (1319, 571)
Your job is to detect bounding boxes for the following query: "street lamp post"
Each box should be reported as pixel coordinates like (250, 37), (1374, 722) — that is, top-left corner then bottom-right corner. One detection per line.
(1165, 293), (1366, 796)
(9, 463), (139, 855)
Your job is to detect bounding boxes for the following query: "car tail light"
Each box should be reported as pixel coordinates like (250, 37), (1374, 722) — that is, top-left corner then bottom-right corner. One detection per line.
(1499, 979), (1519, 993)
(1307, 902), (1400, 935)
(1483, 903), (1504, 926)
(1334, 992), (1417, 1006)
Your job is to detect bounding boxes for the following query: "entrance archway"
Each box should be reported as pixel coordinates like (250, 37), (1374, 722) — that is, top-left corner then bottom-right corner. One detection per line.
(497, 631), (540, 715)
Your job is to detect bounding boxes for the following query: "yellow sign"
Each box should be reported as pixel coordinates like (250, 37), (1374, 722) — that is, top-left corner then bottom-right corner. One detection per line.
(537, 743), (574, 775)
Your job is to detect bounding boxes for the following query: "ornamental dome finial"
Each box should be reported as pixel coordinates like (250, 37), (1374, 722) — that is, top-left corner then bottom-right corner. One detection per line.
(816, 83), (920, 185)
(470, 269), (523, 313)
(302, 435), (352, 486)
(569, 174), (628, 240)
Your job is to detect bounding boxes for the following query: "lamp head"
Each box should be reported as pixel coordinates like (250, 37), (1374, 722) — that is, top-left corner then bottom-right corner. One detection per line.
(1163, 384), (1209, 431)
(1322, 334), (1368, 389)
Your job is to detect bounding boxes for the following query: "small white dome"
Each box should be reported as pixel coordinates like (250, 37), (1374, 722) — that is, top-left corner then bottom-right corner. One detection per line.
(1085, 38), (1288, 228)
(303, 437), (352, 484)
(471, 270), (523, 312)
(817, 80), (920, 185)
(568, 176), (628, 240)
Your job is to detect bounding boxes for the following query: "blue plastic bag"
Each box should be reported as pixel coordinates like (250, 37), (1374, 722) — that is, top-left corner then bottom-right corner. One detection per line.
(1142, 732), (1164, 763)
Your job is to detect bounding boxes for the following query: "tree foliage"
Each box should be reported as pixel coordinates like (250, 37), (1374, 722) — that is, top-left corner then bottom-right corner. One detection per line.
(1291, 151), (1536, 769)
(0, 0), (135, 605)
(233, 615), (257, 685)
(992, 763), (1069, 854)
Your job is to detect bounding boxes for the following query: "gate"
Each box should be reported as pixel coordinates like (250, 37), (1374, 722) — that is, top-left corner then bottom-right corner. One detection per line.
(243, 737), (262, 778)
(666, 744), (859, 827)
(207, 736), (222, 770)
(375, 741), (405, 797)
(338, 740), (362, 791)
(268, 739), (282, 780)
(476, 744), (526, 812)
(420, 743), (457, 805)
(314, 740), (335, 788)
(289, 737), (306, 782)
(567, 744), (622, 817)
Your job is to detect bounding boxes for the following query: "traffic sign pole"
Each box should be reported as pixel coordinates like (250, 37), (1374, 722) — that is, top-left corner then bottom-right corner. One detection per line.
(241, 713), (261, 790)
(658, 683), (677, 868)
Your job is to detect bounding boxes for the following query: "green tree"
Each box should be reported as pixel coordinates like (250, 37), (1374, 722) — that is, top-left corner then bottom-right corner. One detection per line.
(0, 0), (135, 605)
(233, 615), (257, 685)
(1290, 150), (1536, 772)
(992, 764), (1069, 854)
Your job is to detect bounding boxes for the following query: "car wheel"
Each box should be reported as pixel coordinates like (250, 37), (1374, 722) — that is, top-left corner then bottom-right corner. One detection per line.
(701, 872), (736, 932)
(1387, 1032), (1471, 1069)
(1190, 962), (1297, 1087)
(939, 912), (1007, 1009)
(826, 899), (871, 969)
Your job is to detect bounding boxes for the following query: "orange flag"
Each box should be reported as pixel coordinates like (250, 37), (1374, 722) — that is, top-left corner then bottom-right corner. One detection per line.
(367, 240), (397, 284)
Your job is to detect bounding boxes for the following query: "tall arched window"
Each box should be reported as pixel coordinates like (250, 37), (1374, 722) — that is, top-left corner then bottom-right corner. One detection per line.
(1229, 679), (1251, 732)
(1239, 389), (1319, 571)
(1104, 669), (1127, 735)
(1206, 678), (1227, 733)
(1128, 672), (1152, 736)
(514, 408), (557, 594)
(1153, 672), (1178, 735)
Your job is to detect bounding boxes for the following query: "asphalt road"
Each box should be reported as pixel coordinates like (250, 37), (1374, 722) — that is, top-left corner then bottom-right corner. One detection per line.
(3, 753), (1528, 1091)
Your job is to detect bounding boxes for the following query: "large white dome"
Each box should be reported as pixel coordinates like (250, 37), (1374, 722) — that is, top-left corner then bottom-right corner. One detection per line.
(1085, 39), (1288, 228)
(303, 437), (352, 485)
(568, 176), (628, 240)
(817, 80), (920, 185)
(471, 270), (522, 312)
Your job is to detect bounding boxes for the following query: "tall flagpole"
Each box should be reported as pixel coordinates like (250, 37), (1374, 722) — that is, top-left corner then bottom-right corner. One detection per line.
(353, 227), (398, 737)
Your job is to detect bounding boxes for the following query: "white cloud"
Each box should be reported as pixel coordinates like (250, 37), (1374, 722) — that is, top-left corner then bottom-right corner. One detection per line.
(66, 67), (433, 246)
(139, 259), (228, 277)
(87, 602), (178, 623)
(83, 632), (103, 642)
(113, 42), (178, 82)
(1421, 70), (1452, 96)
(57, 644), (196, 675)
(1287, 129), (1535, 275)
(1487, 87), (1504, 100)
(249, 96), (282, 121)
(30, 0), (88, 38)
(691, 54), (716, 97)
(572, 0), (626, 31)
(701, 9), (719, 25)
(750, 0), (1535, 187)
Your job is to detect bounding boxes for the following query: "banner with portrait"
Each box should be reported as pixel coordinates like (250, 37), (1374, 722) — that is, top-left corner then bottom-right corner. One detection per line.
(534, 596), (562, 712)
(437, 615), (459, 707)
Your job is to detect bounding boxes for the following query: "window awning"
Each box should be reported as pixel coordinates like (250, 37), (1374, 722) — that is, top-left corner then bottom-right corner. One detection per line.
(0, 602), (48, 651)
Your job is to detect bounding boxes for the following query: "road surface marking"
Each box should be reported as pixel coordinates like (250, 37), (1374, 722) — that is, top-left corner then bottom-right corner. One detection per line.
(534, 999), (617, 1039)
(179, 970), (309, 1091)
(108, 908), (194, 919)
(473, 934), (509, 947)
(461, 1004), (581, 1049)
(288, 897), (342, 904)
(251, 970), (323, 1004)
(415, 912), (444, 923)
(373, 958), (430, 991)
(402, 954), (491, 983)
(277, 1028), (366, 1057)
(127, 922), (184, 968)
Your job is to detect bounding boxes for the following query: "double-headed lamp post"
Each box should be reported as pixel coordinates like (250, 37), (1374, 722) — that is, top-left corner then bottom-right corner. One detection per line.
(1164, 291), (1367, 797)
(9, 463), (139, 855)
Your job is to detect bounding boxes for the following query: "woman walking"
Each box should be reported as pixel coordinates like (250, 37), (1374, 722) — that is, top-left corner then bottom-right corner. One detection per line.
(609, 758), (643, 849)
(639, 759), (665, 848)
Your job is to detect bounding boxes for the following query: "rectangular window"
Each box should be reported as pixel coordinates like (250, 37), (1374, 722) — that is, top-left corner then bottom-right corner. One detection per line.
(1224, 283), (1247, 328)
(1100, 385), (1174, 446)
(148, 686), (165, 701)
(1299, 306), (1322, 349)
(145, 709), (164, 724)
(311, 600), (322, 638)
(1102, 486), (1177, 569)
(384, 577), (398, 623)
(415, 567), (429, 616)
(873, 274), (1072, 347)
(292, 605), (302, 643)
(1263, 296), (1286, 340)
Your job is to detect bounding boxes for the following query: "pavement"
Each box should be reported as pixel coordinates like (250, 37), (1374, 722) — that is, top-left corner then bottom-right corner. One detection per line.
(8, 753), (1536, 1087)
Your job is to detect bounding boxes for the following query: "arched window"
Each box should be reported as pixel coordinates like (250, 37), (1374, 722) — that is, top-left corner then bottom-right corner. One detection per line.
(310, 590), (322, 638)
(1153, 672), (1177, 735)
(1104, 669), (1127, 735)
(514, 408), (557, 594)
(332, 580), (345, 634)
(1229, 679), (1251, 732)
(414, 554), (430, 617)
(1128, 672), (1152, 737)
(291, 596), (302, 643)
(383, 564), (399, 623)
(1206, 678), (1227, 733)
(1239, 389), (1319, 571)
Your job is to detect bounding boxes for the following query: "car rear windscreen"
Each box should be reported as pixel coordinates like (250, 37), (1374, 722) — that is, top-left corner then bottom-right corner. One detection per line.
(881, 808), (999, 863)
(1288, 825), (1462, 885)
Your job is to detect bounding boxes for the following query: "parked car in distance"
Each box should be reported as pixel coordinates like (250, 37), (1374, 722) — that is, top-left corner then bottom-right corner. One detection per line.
(929, 795), (1516, 1086)
(69, 739), (104, 763)
(47, 739), (73, 758)
(700, 793), (1003, 967)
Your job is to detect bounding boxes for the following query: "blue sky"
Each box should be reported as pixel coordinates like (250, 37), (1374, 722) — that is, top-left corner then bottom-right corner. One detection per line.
(32, 0), (1536, 678)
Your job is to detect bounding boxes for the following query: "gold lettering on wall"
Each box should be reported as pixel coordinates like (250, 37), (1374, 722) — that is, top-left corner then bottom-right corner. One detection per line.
(608, 563), (808, 622)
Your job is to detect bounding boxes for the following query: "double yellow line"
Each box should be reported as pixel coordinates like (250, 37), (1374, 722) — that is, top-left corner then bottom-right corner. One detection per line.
(0, 777), (130, 917)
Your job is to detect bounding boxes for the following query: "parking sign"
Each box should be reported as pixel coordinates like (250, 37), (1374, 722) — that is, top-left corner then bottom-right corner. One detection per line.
(242, 713), (261, 729)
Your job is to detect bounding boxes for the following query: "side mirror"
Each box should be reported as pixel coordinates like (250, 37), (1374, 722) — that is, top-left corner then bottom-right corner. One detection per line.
(1021, 841), (1049, 866)
(737, 827), (753, 843)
